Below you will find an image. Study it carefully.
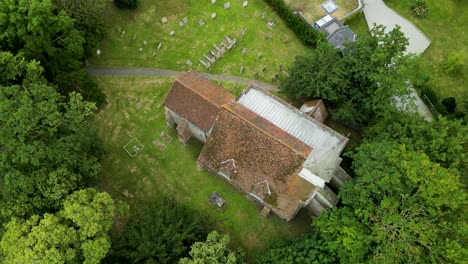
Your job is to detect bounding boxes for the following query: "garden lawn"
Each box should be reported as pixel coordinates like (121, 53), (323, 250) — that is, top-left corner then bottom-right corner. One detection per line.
(386, 0), (467, 106)
(91, 76), (312, 260)
(284, 0), (359, 22)
(91, 0), (308, 84)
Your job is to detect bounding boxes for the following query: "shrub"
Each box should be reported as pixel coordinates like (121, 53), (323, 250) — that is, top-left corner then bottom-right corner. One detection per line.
(444, 50), (465, 74)
(410, 0), (428, 18)
(263, 0), (324, 47)
(442, 97), (457, 113)
(114, 0), (138, 9)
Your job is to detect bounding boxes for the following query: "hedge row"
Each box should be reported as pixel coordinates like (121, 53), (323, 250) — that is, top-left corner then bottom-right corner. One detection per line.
(264, 0), (324, 47)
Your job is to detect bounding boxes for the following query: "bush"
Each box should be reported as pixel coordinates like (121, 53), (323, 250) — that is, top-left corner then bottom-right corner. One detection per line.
(114, 0), (138, 9)
(442, 97), (457, 113)
(420, 86), (447, 116)
(410, 0), (428, 18)
(263, 0), (324, 47)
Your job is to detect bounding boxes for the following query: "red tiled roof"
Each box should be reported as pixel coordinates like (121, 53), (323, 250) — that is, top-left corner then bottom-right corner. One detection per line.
(164, 72), (235, 131)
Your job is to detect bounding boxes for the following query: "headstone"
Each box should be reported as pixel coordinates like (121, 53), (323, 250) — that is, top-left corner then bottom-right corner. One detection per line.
(267, 19), (275, 28)
(157, 42), (162, 50)
(241, 29), (247, 37)
(170, 31), (175, 35)
(199, 19), (205, 26)
(200, 59), (210, 68)
(152, 52), (156, 57)
(243, 1), (248, 7)
(139, 48), (142, 52)
(143, 40), (147, 45)
(122, 30), (125, 36)
(261, 12), (266, 19)
(183, 17), (188, 24)
(96, 49), (101, 56)
(136, 102), (142, 110)
(224, 2), (230, 9)
(179, 21), (184, 27)
(211, 13), (217, 19)
(211, 0), (216, 4)
(242, 48), (247, 56)
(161, 17), (168, 24)
(240, 65), (243, 74)
(186, 60), (192, 67)
(257, 52), (262, 58)
(132, 34), (137, 41)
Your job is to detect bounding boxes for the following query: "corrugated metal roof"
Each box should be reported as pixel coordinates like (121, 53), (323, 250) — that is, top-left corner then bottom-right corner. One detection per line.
(237, 88), (348, 181)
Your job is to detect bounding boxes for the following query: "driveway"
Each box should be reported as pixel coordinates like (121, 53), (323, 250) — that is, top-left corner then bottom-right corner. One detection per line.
(362, 0), (433, 121)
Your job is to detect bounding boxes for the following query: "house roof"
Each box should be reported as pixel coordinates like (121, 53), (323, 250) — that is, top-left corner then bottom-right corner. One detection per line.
(197, 102), (316, 220)
(328, 26), (356, 50)
(164, 71), (235, 131)
(237, 87), (348, 181)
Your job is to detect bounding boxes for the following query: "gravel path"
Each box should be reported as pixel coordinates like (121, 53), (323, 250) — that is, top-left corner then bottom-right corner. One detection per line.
(86, 67), (279, 91)
(362, 0), (433, 121)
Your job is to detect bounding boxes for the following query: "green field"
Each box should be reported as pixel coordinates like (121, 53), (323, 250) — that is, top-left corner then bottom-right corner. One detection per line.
(385, 0), (467, 105)
(92, 76), (312, 260)
(91, 0), (309, 84)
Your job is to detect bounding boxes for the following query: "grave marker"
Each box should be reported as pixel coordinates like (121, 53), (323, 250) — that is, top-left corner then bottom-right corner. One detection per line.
(186, 60), (193, 67)
(157, 42), (162, 50)
(242, 48), (248, 56)
(179, 21), (184, 27)
(211, 13), (217, 19)
(143, 40), (147, 45)
(96, 49), (101, 56)
(170, 31), (175, 35)
(243, 1), (248, 7)
(224, 2), (230, 9)
(161, 17), (168, 24)
(257, 52), (262, 58)
(183, 17), (188, 24)
(199, 19), (205, 26)
(211, 0), (216, 4)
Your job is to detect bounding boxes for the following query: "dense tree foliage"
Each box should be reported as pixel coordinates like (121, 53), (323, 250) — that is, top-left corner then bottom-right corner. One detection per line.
(0, 60), (102, 221)
(107, 197), (210, 264)
(180, 231), (245, 264)
(0, 188), (114, 263)
(257, 115), (467, 264)
(282, 25), (419, 125)
(114, 0), (139, 9)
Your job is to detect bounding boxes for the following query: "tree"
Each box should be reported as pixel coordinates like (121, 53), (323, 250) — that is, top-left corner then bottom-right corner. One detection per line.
(0, 188), (115, 264)
(0, 70), (102, 220)
(107, 197), (210, 264)
(281, 42), (348, 101)
(114, 0), (139, 9)
(179, 231), (245, 264)
(0, 0), (85, 80)
(53, 0), (106, 52)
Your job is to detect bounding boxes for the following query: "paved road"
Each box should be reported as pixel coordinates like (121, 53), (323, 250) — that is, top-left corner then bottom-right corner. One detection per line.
(86, 67), (279, 91)
(363, 0), (431, 54)
(362, 0), (433, 121)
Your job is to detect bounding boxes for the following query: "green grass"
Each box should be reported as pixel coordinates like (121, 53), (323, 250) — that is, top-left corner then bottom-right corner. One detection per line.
(91, 76), (312, 261)
(385, 0), (467, 106)
(344, 11), (370, 37)
(91, 0), (309, 84)
(285, 0), (359, 21)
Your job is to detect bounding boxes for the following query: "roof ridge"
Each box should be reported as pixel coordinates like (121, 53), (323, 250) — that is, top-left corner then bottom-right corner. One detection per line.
(223, 103), (312, 158)
(177, 74), (225, 109)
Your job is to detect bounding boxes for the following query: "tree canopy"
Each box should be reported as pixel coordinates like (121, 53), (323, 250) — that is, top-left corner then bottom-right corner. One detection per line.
(0, 188), (115, 264)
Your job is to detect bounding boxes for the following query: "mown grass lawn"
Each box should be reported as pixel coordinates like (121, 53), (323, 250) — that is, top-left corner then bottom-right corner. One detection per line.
(91, 76), (312, 260)
(386, 0), (467, 106)
(91, 0), (309, 84)
(285, 0), (359, 21)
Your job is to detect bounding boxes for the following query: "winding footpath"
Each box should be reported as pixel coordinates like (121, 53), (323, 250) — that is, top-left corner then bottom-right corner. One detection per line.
(362, 0), (433, 121)
(86, 67), (279, 91)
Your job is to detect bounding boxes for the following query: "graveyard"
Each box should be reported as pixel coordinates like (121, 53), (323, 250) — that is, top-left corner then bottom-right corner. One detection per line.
(285, 0), (359, 22)
(92, 75), (312, 258)
(92, 0), (308, 83)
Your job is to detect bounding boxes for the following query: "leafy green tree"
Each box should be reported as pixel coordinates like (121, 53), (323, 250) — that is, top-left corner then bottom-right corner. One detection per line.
(107, 197), (210, 264)
(53, 0), (105, 52)
(0, 71), (101, 220)
(179, 231), (245, 264)
(0, 51), (45, 86)
(0, 188), (115, 264)
(114, 0), (139, 9)
(281, 42), (348, 101)
(0, 0), (84, 79)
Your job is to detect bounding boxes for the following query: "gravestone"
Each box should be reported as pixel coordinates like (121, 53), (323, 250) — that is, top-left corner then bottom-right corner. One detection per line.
(161, 17), (168, 24)
(211, 0), (216, 4)
(211, 13), (217, 19)
(143, 40), (147, 45)
(243, 1), (248, 7)
(139, 48), (142, 52)
(96, 49), (101, 56)
(267, 19), (275, 28)
(240, 65), (243, 74)
(135, 102), (142, 110)
(132, 34), (137, 41)
(157, 42), (162, 50)
(241, 29), (247, 37)
(242, 48), (247, 56)
(183, 17), (188, 24)
(152, 52), (156, 57)
(257, 52), (262, 58)
(199, 19), (205, 26)
(224, 2), (230, 9)
(186, 60), (192, 67)
(179, 21), (184, 27)
(261, 12), (266, 19)
(200, 59), (210, 68)
(170, 31), (175, 35)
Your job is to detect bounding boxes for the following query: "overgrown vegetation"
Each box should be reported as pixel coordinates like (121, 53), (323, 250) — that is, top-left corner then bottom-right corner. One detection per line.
(114, 0), (139, 9)
(410, 0), (428, 18)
